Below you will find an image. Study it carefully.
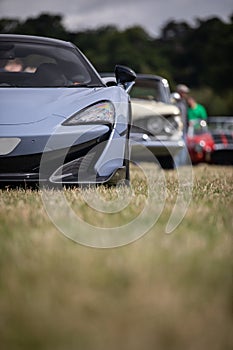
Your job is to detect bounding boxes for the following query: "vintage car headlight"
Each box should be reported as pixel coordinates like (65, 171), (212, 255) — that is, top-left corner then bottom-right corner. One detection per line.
(63, 101), (115, 125)
(147, 116), (164, 134)
(147, 115), (180, 135)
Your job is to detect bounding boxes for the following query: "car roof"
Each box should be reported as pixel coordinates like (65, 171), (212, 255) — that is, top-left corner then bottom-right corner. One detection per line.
(136, 74), (166, 82)
(0, 34), (74, 48)
(100, 72), (166, 82)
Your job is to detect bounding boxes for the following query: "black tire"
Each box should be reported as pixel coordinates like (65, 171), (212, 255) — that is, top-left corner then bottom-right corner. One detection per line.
(157, 155), (175, 170)
(124, 125), (131, 183)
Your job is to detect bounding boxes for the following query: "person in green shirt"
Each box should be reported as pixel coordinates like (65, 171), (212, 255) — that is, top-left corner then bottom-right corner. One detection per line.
(187, 97), (207, 122)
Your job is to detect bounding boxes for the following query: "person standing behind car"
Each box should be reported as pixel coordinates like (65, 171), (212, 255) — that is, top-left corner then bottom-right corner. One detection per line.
(187, 96), (207, 123)
(176, 84), (190, 133)
(174, 84), (190, 166)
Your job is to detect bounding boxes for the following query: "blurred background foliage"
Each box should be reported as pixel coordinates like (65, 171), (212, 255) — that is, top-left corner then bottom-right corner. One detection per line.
(0, 13), (232, 115)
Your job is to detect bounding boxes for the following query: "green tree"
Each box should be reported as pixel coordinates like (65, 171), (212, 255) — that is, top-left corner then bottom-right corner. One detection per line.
(0, 13), (232, 114)
(5, 13), (68, 40)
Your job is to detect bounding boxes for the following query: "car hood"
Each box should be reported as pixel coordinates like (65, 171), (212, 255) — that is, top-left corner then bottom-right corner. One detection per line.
(131, 98), (180, 119)
(0, 88), (103, 125)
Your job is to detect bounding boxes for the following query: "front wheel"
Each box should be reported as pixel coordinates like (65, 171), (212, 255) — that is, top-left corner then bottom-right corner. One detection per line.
(124, 124), (131, 183)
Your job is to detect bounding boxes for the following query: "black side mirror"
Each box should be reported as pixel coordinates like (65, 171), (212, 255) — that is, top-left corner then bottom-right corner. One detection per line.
(114, 65), (136, 92)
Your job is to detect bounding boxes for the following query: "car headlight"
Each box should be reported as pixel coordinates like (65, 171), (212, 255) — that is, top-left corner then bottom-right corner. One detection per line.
(147, 116), (164, 134)
(63, 101), (115, 125)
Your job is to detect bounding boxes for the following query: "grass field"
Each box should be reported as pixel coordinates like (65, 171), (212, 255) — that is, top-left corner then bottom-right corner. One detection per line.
(0, 164), (232, 350)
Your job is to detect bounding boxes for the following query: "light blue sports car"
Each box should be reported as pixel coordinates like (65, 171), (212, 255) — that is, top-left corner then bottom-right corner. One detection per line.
(0, 34), (136, 186)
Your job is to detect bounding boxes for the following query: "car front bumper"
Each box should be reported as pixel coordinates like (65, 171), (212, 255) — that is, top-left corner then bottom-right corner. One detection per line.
(0, 124), (127, 185)
(130, 133), (184, 159)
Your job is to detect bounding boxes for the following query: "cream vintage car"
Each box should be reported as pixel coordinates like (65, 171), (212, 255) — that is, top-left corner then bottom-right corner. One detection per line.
(129, 74), (184, 169)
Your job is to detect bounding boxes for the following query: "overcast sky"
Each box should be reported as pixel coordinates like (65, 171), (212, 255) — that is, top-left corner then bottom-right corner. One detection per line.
(0, 0), (232, 37)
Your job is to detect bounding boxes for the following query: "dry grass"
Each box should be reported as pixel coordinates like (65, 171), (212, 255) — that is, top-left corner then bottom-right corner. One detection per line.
(0, 164), (232, 350)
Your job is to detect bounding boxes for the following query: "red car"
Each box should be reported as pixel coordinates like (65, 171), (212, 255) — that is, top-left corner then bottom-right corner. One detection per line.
(187, 120), (214, 164)
(208, 117), (233, 165)
(187, 118), (233, 165)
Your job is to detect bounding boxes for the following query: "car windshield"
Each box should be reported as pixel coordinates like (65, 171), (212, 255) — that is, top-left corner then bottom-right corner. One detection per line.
(129, 79), (170, 103)
(188, 119), (209, 136)
(0, 41), (103, 87)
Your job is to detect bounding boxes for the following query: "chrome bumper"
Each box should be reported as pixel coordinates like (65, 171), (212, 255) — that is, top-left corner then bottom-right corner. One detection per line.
(130, 133), (184, 157)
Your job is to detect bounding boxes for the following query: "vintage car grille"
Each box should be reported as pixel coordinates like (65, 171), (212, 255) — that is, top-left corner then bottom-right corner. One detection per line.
(212, 132), (233, 145)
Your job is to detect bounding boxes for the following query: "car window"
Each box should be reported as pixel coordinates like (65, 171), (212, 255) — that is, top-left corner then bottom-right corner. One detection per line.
(0, 41), (102, 87)
(129, 79), (169, 103)
(188, 119), (209, 136)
